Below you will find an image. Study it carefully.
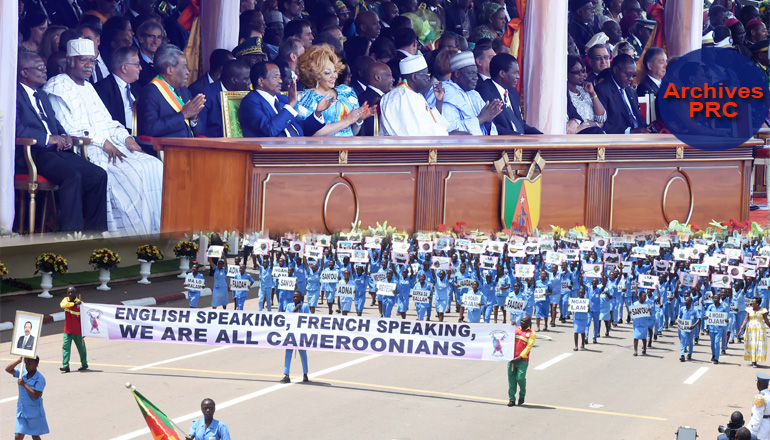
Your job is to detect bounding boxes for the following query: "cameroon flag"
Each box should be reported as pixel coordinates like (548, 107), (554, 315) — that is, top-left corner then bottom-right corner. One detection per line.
(501, 174), (541, 234)
(130, 389), (183, 440)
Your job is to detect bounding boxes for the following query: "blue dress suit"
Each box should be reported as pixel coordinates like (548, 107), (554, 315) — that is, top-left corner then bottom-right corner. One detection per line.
(239, 90), (323, 137)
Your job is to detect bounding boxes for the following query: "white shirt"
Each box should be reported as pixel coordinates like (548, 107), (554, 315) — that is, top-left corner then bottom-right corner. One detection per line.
(91, 53), (110, 83)
(397, 49), (412, 57)
(113, 75), (134, 130)
(21, 82), (52, 143)
(648, 75), (661, 88)
(380, 85), (449, 136)
(369, 86), (384, 97)
(479, 73), (491, 82)
(357, 80), (367, 92)
(491, 79), (516, 132)
(256, 89), (298, 137)
(139, 50), (153, 65)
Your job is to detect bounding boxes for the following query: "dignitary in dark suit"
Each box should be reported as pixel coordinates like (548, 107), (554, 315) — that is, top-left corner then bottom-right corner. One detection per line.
(49, 0), (83, 28)
(239, 61), (327, 137)
(17, 322), (35, 350)
(16, 53), (108, 232)
(636, 47), (666, 97)
(477, 54), (542, 135)
(357, 62), (394, 136)
(188, 49), (235, 98)
(595, 54), (651, 134)
(137, 44), (206, 140)
(195, 60), (252, 137)
(94, 46), (143, 132)
(445, 0), (476, 39)
(568, 0), (600, 56)
(136, 20), (165, 87)
(387, 28), (418, 86)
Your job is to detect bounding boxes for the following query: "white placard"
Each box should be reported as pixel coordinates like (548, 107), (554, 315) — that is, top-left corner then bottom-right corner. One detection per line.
(546, 251), (564, 265)
(320, 270), (339, 283)
(391, 252), (410, 265)
(253, 240), (272, 255)
(469, 243), (485, 254)
(418, 240), (434, 253)
(350, 249), (369, 263)
(411, 289), (431, 303)
(273, 266), (289, 278)
(569, 298), (589, 313)
(603, 253), (620, 264)
(759, 278), (770, 289)
(653, 260), (669, 273)
(392, 242), (411, 253)
(462, 293), (482, 309)
(583, 263), (603, 278)
(377, 282), (396, 296)
(728, 265), (745, 279)
(644, 245), (660, 256)
(534, 287), (547, 302)
(561, 280), (572, 291)
(230, 278), (251, 290)
(227, 264), (240, 277)
(457, 278), (475, 288)
(206, 245), (224, 259)
(630, 304), (651, 318)
(638, 274), (659, 289)
(455, 239), (470, 251)
(364, 236), (384, 249)
(184, 277), (205, 289)
(579, 241), (594, 251)
(278, 277), (296, 290)
(480, 255), (498, 270)
(336, 284), (355, 299)
(504, 297), (526, 312)
(725, 248), (742, 260)
(316, 235), (331, 247)
(515, 264), (535, 278)
(337, 241), (354, 253)
(486, 241), (505, 254)
(678, 272), (698, 288)
(305, 245), (323, 260)
(435, 236), (453, 251)
(631, 247), (647, 258)
(706, 311), (728, 326)
(508, 245), (526, 258)
(564, 249), (579, 261)
(690, 264), (709, 276)
(677, 319), (693, 331)
(371, 272), (387, 283)
(711, 274), (732, 288)
(432, 256), (451, 271)
(289, 241), (305, 254)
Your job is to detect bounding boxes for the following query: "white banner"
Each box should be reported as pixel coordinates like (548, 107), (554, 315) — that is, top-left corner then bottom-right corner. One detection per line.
(278, 277), (296, 290)
(184, 277), (205, 289)
(462, 294), (481, 309)
(377, 282), (396, 296)
(411, 289), (431, 303)
(336, 284), (355, 299)
(79, 303), (514, 361)
(504, 297), (526, 312)
(227, 264), (240, 277)
(569, 298), (589, 313)
(321, 270), (339, 284)
(273, 267), (289, 278)
(629, 305), (651, 318)
(706, 311), (728, 327)
(230, 278), (251, 290)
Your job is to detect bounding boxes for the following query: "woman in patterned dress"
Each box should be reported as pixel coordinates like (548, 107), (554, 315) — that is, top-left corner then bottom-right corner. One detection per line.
(296, 44), (374, 136)
(566, 55), (606, 134)
(739, 297), (770, 367)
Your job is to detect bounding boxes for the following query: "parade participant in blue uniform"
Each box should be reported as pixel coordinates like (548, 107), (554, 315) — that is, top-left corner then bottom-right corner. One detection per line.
(412, 273), (433, 321)
(735, 279), (749, 343)
(367, 249), (383, 306)
(353, 265), (369, 316)
(321, 260), (339, 315)
(479, 270), (497, 323)
(459, 281), (485, 323)
(434, 270), (451, 322)
(605, 270), (619, 326)
(396, 265), (415, 319)
(304, 259), (322, 313)
(381, 269), (397, 318)
(276, 267), (296, 312)
(494, 265), (512, 324)
(338, 269), (354, 315)
(280, 291), (311, 384)
(232, 265), (255, 310)
(508, 281), (526, 326)
(211, 259), (230, 310)
(548, 264), (563, 327)
(6, 356), (48, 439)
(706, 293), (730, 364)
(561, 261), (576, 322)
(453, 262), (472, 313)
(599, 274), (614, 337)
(534, 271), (552, 331)
(618, 270), (634, 324)
(418, 260), (436, 320)
(678, 294), (702, 361)
(632, 290), (653, 356)
(583, 276), (603, 343)
(185, 264), (205, 308)
(291, 256), (308, 296)
(186, 398), (231, 440)
(370, 259), (389, 316)
(258, 256), (275, 311)
(573, 287), (590, 351)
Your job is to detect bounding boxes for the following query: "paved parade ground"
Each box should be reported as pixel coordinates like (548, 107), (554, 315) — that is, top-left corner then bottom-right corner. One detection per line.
(0, 277), (762, 439)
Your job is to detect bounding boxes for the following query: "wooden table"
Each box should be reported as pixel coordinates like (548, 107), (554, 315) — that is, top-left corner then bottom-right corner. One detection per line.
(154, 134), (756, 234)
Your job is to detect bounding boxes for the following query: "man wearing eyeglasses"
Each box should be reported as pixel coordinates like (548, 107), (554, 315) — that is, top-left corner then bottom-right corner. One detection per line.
(15, 52), (108, 232)
(136, 19), (165, 86)
(594, 53), (651, 134)
(586, 44), (611, 85)
(94, 46), (143, 131)
(280, 0), (304, 24)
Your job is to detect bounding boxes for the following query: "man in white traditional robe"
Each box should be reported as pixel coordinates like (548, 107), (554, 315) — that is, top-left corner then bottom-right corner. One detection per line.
(426, 51), (502, 136)
(44, 38), (163, 236)
(380, 54), (454, 136)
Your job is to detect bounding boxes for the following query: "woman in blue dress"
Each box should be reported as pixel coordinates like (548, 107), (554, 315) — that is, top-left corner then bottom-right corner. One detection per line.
(338, 269), (354, 314)
(296, 44), (374, 136)
(633, 290), (653, 356)
(434, 270), (450, 322)
(321, 260), (338, 314)
(412, 272), (433, 321)
(185, 264), (205, 308)
(534, 271), (552, 331)
(396, 266), (415, 319)
(599, 274), (613, 337)
(304, 259), (322, 313)
(6, 356), (49, 439)
(211, 259), (230, 309)
(573, 287), (590, 351)
(353, 265), (370, 316)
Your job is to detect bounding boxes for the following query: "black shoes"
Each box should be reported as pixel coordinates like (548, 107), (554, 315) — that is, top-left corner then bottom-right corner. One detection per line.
(78, 366), (88, 371)
(303, 374), (309, 382)
(518, 397), (525, 406)
(680, 356), (685, 362)
(508, 400), (516, 407)
(280, 375), (291, 383)
(60, 367), (70, 373)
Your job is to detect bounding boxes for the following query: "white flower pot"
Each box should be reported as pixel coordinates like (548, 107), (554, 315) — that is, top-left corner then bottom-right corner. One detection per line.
(178, 256), (191, 278)
(138, 259), (152, 284)
(97, 268), (111, 291)
(38, 271), (53, 298)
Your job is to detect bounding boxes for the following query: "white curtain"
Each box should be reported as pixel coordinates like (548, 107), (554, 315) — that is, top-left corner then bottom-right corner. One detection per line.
(665, 0), (703, 57)
(522, 0), (567, 135)
(201, 0), (239, 72)
(0, 0), (19, 233)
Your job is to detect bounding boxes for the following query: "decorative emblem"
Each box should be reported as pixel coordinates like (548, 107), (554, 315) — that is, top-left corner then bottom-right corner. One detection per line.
(495, 152), (546, 234)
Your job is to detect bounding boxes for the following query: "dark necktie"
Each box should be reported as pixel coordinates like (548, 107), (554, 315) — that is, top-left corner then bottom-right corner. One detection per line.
(92, 59), (104, 83)
(621, 88), (639, 129)
(126, 84), (134, 106)
(72, 0), (82, 19)
(33, 91), (53, 134)
(274, 98), (299, 137)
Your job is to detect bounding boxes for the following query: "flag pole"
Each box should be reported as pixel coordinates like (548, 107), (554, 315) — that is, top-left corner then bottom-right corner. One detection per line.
(125, 382), (188, 437)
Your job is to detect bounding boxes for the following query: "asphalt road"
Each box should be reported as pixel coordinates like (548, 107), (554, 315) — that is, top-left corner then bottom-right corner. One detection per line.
(0, 289), (763, 440)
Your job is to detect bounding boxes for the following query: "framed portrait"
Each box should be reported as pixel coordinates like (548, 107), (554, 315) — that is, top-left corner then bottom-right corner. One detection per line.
(11, 311), (43, 358)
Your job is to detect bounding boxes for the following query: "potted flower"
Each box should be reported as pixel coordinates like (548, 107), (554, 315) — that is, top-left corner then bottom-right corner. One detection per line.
(34, 253), (68, 298)
(0, 261), (6, 279)
(136, 245), (164, 284)
(89, 248), (121, 291)
(174, 240), (199, 278)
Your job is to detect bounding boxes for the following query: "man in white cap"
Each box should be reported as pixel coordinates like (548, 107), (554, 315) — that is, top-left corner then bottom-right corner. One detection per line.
(380, 54), (453, 136)
(44, 38), (164, 236)
(426, 51), (502, 136)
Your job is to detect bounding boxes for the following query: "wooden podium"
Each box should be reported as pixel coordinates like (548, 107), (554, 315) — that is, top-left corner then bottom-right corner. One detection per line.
(153, 134), (755, 234)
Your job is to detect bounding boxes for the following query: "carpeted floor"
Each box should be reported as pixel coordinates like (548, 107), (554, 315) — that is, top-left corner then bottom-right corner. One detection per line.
(752, 197), (770, 226)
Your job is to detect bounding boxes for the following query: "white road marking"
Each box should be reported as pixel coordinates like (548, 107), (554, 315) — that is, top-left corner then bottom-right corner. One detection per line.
(534, 353), (573, 370)
(111, 353), (381, 440)
(128, 346), (232, 371)
(0, 396), (17, 404)
(683, 367), (709, 385)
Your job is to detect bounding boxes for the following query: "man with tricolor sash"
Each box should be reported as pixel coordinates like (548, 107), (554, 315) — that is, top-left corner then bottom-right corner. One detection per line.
(508, 315), (536, 407)
(137, 44), (206, 139)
